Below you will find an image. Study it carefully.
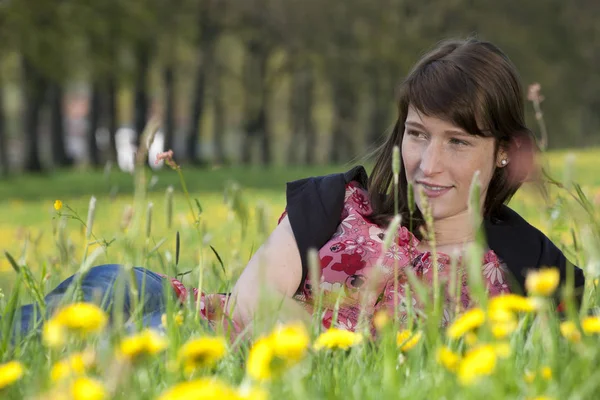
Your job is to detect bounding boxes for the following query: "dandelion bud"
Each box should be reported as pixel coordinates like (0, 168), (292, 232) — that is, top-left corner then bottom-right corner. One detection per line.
(382, 215), (402, 252)
(467, 171), (482, 231)
(307, 248), (321, 293)
(4, 251), (20, 273)
(121, 205), (133, 232)
(418, 186), (433, 229)
(255, 202), (268, 238)
(563, 153), (575, 191)
(86, 196), (97, 240)
(146, 202), (153, 238)
(407, 182), (415, 215)
(392, 146), (400, 184)
(165, 186), (174, 230)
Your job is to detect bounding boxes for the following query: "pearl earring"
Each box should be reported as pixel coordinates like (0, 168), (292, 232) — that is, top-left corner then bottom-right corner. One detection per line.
(501, 159), (508, 166)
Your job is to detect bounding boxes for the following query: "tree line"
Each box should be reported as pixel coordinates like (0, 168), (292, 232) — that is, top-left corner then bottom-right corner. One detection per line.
(0, 0), (598, 175)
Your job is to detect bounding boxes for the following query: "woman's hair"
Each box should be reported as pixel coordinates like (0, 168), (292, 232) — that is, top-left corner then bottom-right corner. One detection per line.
(368, 37), (536, 232)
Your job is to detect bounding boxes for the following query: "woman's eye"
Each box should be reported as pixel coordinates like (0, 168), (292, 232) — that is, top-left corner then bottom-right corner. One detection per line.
(407, 130), (425, 139)
(450, 138), (470, 146)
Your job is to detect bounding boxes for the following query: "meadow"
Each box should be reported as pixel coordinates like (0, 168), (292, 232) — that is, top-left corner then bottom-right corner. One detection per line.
(1, 147), (600, 399)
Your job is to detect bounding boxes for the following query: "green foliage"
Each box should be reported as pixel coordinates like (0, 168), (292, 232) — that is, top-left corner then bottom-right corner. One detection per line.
(0, 143), (599, 398)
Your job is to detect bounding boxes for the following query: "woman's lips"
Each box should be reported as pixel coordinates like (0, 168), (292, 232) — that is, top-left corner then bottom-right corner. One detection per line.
(417, 182), (453, 198)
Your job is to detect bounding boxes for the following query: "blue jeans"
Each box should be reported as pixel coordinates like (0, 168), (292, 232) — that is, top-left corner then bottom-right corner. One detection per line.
(8, 264), (176, 341)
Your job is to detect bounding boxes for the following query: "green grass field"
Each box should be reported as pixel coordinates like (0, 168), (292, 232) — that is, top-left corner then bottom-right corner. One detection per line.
(0, 148), (599, 399)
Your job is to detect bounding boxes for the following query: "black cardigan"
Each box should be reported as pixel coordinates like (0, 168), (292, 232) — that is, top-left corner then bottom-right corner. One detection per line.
(285, 165), (585, 297)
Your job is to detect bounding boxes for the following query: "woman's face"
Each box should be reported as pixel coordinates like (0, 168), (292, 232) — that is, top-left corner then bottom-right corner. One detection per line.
(401, 105), (506, 221)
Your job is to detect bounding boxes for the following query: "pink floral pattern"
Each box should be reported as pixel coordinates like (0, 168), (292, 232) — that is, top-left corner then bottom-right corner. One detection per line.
(293, 181), (510, 332)
(167, 181), (510, 335)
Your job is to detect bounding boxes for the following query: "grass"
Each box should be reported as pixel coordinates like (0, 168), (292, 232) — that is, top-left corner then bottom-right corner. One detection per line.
(0, 148), (599, 399)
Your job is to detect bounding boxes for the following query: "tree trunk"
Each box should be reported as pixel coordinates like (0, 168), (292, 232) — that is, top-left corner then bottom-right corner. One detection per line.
(186, 4), (221, 165)
(88, 82), (101, 167)
(0, 79), (8, 176)
(49, 82), (74, 167)
(329, 120), (346, 164)
(288, 59), (315, 165)
(212, 67), (226, 165)
(22, 59), (45, 172)
(106, 74), (118, 162)
(257, 106), (270, 165)
(104, 25), (119, 162)
(241, 41), (270, 165)
(368, 71), (393, 147)
(134, 42), (151, 146)
(329, 81), (359, 164)
(163, 65), (176, 153)
(186, 51), (207, 164)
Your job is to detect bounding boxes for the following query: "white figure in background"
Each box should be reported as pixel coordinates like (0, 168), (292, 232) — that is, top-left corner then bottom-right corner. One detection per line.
(115, 127), (137, 173)
(115, 127), (166, 173)
(148, 130), (165, 171)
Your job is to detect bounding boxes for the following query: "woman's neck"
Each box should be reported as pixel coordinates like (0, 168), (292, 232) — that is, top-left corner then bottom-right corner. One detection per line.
(418, 210), (477, 254)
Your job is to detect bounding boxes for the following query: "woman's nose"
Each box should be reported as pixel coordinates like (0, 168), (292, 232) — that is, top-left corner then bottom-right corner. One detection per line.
(419, 142), (444, 176)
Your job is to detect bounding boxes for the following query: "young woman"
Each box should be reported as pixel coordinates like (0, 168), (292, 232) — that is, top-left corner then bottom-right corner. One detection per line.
(11, 38), (585, 339)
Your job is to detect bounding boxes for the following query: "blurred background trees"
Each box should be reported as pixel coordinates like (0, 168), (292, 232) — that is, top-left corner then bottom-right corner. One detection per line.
(0, 0), (598, 175)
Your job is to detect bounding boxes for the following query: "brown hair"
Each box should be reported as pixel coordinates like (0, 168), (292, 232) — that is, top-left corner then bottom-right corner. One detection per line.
(368, 37), (536, 233)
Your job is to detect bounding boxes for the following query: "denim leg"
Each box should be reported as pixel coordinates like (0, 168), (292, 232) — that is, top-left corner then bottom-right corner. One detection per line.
(10, 264), (174, 338)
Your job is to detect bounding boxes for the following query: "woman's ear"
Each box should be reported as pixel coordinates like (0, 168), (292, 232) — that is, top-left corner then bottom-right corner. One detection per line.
(503, 134), (537, 184)
(496, 147), (510, 168)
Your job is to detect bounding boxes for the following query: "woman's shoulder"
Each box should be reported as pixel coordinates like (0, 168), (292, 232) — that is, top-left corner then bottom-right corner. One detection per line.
(284, 165), (370, 240)
(284, 165), (370, 293)
(285, 165), (369, 195)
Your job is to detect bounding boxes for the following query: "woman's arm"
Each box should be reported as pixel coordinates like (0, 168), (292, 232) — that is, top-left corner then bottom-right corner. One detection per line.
(226, 215), (311, 330)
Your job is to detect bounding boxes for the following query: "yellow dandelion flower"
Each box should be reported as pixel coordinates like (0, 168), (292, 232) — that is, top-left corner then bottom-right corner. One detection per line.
(373, 310), (390, 331)
(247, 337), (275, 381)
(161, 311), (184, 328)
(488, 294), (537, 313)
(465, 332), (478, 347)
(488, 308), (518, 339)
(157, 378), (238, 400)
(524, 370), (536, 383)
(314, 328), (363, 351)
(437, 347), (461, 372)
(71, 376), (106, 400)
(525, 268), (560, 297)
(43, 318), (66, 348)
(541, 366), (552, 380)
(54, 200), (63, 211)
(560, 321), (581, 343)
(582, 316), (600, 334)
(237, 385), (268, 400)
(447, 308), (485, 339)
(488, 308), (516, 324)
(490, 324), (514, 339)
(54, 303), (107, 335)
(270, 322), (310, 362)
(527, 397), (555, 400)
(246, 323), (310, 382)
(0, 361), (24, 390)
(457, 344), (497, 386)
(396, 330), (422, 352)
(118, 329), (169, 361)
(178, 336), (228, 373)
(493, 342), (511, 359)
(51, 351), (95, 382)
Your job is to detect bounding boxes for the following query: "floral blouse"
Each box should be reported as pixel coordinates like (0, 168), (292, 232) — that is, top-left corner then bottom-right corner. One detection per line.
(167, 181), (510, 333)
